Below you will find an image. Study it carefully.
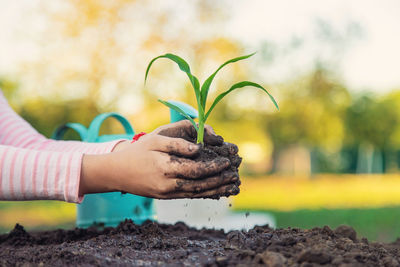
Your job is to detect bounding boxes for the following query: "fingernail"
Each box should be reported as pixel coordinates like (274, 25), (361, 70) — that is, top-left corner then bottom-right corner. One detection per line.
(222, 171), (238, 180)
(222, 171), (230, 178)
(229, 143), (239, 154)
(189, 143), (199, 152)
(229, 185), (240, 195)
(207, 125), (216, 135)
(218, 157), (230, 166)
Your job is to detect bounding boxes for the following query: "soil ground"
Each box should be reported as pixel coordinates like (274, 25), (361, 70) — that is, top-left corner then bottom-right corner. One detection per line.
(1, 220), (400, 266)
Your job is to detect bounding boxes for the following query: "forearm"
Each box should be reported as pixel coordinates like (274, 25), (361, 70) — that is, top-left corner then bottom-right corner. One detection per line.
(79, 153), (119, 195)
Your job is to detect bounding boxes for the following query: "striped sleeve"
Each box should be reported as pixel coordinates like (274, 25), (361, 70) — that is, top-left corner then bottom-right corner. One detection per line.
(0, 93), (125, 154)
(0, 145), (83, 202)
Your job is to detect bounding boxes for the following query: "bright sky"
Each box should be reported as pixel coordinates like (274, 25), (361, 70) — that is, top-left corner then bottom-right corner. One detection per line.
(0, 0), (399, 94)
(227, 0), (400, 92)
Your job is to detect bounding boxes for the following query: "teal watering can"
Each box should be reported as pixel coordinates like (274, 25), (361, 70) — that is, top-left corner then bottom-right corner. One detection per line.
(52, 101), (198, 228)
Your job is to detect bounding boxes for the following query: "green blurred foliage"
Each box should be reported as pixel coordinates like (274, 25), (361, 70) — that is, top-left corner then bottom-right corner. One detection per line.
(345, 94), (400, 149)
(262, 67), (352, 173)
(266, 67), (350, 150)
(18, 99), (126, 140)
(0, 78), (19, 103)
(1, 77), (124, 140)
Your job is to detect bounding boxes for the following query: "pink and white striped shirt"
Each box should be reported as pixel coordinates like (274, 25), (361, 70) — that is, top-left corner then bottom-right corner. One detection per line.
(0, 90), (125, 203)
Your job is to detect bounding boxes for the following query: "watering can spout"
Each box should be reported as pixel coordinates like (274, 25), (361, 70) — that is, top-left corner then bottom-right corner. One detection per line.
(167, 100), (198, 123)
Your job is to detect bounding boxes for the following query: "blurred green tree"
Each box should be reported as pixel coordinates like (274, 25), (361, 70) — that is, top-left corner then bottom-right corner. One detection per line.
(345, 92), (400, 173)
(265, 66), (351, 174)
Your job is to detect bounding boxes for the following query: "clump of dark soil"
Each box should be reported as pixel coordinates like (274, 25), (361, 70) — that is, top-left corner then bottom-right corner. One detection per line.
(159, 126), (242, 199)
(2, 220), (400, 266)
(193, 140), (242, 198)
(174, 132), (242, 199)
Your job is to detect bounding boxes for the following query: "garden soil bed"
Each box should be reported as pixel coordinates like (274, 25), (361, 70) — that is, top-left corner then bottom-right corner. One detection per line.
(1, 220), (400, 266)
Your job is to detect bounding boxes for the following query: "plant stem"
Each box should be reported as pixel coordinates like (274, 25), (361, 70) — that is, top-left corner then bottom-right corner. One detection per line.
(197, 120), (205, 144)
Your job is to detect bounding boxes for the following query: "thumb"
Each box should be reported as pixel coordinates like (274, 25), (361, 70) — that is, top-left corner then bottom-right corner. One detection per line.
(204, 125), (224, 146)
(151, 135), (200, 157)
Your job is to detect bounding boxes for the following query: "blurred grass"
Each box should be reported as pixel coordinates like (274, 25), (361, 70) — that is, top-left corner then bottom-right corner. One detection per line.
(246, 208), (400, 243)
(0, 201), (75, 233)
(234, 174), (400, 211)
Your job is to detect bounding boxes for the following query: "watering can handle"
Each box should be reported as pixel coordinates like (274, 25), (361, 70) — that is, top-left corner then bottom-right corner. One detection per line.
(86, 112), (134, 142)
(51, 122), (88, 141)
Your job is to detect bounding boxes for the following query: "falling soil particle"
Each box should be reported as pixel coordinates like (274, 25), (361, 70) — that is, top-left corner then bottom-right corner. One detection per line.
(2, 220), (400, 266)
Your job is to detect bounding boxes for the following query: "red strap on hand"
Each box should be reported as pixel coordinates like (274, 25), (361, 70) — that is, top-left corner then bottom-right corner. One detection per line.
(131, 132), (146, 143)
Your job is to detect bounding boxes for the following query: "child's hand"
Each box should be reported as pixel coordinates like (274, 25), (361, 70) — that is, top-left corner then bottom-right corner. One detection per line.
(154, 120), (239, 157)
(154, 120), (224, 146)
(80, 121), (239, 199)
(111, 120), (224, 153)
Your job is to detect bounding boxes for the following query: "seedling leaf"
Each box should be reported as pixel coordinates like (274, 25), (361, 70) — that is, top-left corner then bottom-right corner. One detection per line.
(158, 99), (199, 131)
(205, 81), (279, 121)
(145, 53), (201, 105)
(200, 53), (256, 108)
(145, 53), (279, 144)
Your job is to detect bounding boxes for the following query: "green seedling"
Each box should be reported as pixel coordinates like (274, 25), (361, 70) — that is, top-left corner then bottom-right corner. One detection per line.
(145, 53), (279, 144)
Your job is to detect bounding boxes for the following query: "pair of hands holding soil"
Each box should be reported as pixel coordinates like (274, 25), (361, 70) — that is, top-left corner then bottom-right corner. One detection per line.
(79, 120), (241, 199)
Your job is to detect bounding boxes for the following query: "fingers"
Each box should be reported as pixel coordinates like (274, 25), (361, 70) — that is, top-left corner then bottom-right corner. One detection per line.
(224, 142), (238, 155)
(171, 184), (240, 199)
(168, 156), (230, 179)
(173, 171), (239, 192)
(157, 120), (224, 146)
(203, 125), (224, 146)
(179, 120), (197, 139)
(157, 120), (197, 141)
(193, 184), (240, 198)
(151, 135), (200, 157)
